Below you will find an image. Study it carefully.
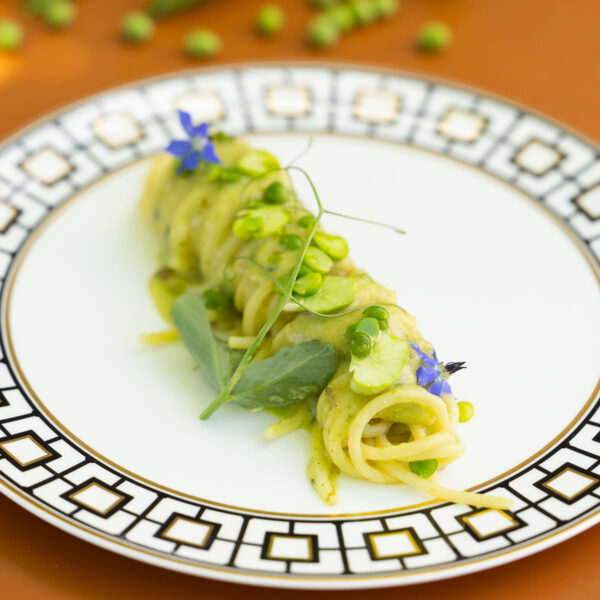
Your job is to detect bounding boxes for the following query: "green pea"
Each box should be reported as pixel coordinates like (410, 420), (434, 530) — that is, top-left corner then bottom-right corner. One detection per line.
(121, 11), (155, 43)
(185, 28), (222, 59)
(458, 401), (474, 423)
(256, 4), (284, 37)
(280, 234), (303, 251)
(303, 246), (334, 274)
(416, 21), (452, 52)
(350, 332), (373, 358)
(313, 231), (348, 261)
(44, 0), (76, 29)
(202, 289), (233, 310)
(378, 319), (389, 330)
(293, 271), (323, 297)
(363, 305), (389, 322)
(375, 0), (400, 19)
(232, 215), (263, 240)
(344, 323), (357, 340)
(355, 317), (380, 338)
(299, 214), (316, 228)
(409, 459), (438, 478)
(263, 181), (290, 205)
(326, 6), (357, 31)
(238, 150), (279, 177)
(0, 19), (23, 51)
(307, 15), (340, 48)
(350, 1), (380, 26)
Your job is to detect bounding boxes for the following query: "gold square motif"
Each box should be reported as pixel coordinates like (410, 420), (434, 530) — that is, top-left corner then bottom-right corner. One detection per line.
(367, 529), (422, 559)
(462, 509), (520, 540)
(0, 434), (52, 467)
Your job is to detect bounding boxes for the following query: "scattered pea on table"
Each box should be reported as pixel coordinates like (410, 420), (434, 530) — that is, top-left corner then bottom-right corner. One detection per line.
(184, 28), (222, 59)
(43, 0), (77, 29)
(0, 19), (23, 51)
(255, 4), (285, 37)
(121, 11), (155, 44)
(417, 21), (453, 52)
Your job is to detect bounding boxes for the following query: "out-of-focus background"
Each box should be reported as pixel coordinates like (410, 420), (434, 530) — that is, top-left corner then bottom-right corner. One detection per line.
(1, 1), (599, 599)
(0, 0), (600, 140)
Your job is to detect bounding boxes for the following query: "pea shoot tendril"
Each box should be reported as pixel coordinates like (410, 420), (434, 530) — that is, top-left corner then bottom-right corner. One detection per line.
(200, 144), (406, 419)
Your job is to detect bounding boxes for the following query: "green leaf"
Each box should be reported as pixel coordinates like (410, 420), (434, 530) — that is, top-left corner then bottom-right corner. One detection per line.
(229, 341), (339, 409)
(172, 294), (243, 391)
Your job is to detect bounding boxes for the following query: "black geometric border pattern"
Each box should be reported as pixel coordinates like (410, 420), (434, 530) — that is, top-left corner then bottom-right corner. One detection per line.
(0, 66), (599, 583)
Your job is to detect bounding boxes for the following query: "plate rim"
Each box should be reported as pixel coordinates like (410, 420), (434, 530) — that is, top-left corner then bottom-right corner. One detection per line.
(0, 61), (599, 588)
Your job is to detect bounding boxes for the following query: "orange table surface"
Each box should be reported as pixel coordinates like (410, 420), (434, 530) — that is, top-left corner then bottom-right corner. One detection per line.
(0, 0), (599, 598)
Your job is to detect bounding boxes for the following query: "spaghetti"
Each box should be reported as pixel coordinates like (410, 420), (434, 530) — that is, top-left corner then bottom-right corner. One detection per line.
(140, 133), (511, 510)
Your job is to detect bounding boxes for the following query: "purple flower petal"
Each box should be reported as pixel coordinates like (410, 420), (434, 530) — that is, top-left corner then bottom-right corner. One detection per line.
(416, 365), (440, 387)
(427, 379), (445, 397)
(181, 151), (202, 172)
(178, 111), (195, 137)
(166, 140), (192, 157)
(409, 342), (440, 368)
(195, 122), (210, 138)
(202, 142), (221, 164)
(428, 379), (452, 397)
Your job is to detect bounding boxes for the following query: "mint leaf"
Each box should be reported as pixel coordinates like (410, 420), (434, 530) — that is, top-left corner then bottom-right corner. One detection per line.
(229, 341), (339, 409)
(172, 294), (242, 391)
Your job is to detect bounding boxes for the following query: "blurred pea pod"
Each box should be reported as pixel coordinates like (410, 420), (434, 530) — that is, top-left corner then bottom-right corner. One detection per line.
(146, 0), (208, 18)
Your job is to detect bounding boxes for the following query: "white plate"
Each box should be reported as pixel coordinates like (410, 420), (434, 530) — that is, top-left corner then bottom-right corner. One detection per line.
(0, 65), (599, 589)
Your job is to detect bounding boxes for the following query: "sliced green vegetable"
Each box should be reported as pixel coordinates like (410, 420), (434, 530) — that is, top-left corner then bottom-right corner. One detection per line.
(263, 181), (290, 205)
(229, 341), (339, 409)
(238, 150), (279, 177)
(233, 215), (263, 240)
(313, 231), (348, 261)
(303, 246), (334, 274)
(355, 317), (380, 338)
(350, 334), (408, 396)
(172, 295), (243, 391)
(458, 401), (474, 423)
(298, 276), (357, 314)
(293, 272), (323, 297)
(233, 206), (290, 240)
(409, 459), (438, 478)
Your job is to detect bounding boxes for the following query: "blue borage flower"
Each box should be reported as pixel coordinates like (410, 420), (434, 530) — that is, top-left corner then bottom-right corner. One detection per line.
(409, 342), (465, 397)
(166, 110), (221, 175)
